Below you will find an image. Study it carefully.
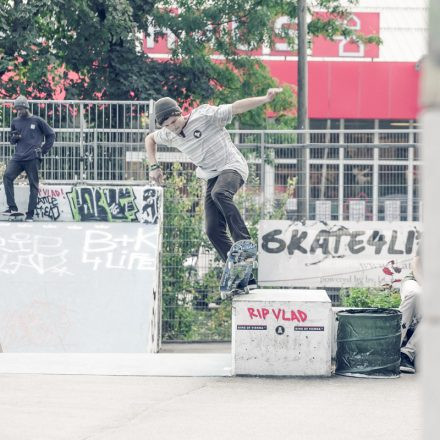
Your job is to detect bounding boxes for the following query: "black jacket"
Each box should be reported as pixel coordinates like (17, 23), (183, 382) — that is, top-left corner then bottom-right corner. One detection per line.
(10, 115), (55, 161)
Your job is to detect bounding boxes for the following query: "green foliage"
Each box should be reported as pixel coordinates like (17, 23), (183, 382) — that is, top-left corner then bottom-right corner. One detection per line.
(340, 287), (401, 309)
(0, 0), (58, 98)
(161, 162), (205, 339)
(160, 162), (233, 340)
(0, 0), (379, 128)
(160, 159), (294, 340)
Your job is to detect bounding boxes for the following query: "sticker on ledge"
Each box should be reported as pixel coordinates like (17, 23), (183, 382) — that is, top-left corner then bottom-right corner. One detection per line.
(237, 325), (267, 331)
(275, 325), (285, 335)
(294, 326), (324, 331)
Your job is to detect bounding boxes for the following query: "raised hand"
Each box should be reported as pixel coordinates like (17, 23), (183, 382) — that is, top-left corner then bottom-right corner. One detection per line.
(265, 88), (283, 102)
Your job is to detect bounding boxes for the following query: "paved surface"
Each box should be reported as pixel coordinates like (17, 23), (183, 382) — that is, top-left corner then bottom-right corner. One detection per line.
(0, 343), (421, 440)
(0, 373), (420, 440)
(160, 341), (231, 353)
(0, 353), (232, 376)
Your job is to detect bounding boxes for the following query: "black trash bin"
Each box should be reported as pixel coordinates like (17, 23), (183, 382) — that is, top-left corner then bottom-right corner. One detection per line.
(336, 308), (402, 378)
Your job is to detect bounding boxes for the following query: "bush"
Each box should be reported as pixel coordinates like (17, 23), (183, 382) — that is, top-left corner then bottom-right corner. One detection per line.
(160, 160), (296, 341)
(340, 287), (401, 309)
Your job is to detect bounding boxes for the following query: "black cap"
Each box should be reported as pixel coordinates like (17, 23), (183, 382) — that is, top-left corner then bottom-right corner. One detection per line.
(155, 97), (181, 125)
(13, 96), (30, 109)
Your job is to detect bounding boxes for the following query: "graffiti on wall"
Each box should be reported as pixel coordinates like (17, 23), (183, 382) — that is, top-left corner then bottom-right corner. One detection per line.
(140, 188), (159, 224)
(259, 220), (422, 288)
(35, 196), (61, 220)
(82, 227), (157, 271)
(0, 232), (70, 275)
(34, 187), (66, 221)
(0, 223), (161, 352)
(67, 187), (139, 222)
(2, 184), (162, 223)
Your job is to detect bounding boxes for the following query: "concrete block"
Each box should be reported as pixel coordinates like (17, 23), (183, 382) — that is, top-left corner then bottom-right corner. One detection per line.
(232, 289), (332, 376)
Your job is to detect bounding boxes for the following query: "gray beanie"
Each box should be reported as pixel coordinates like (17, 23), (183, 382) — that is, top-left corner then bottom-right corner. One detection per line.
(13, 96), (30, 109)
(155, 97), (181, 125)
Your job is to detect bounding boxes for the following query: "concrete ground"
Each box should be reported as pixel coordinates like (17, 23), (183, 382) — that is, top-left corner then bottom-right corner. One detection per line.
(0, 373), (421, 440)
(0, 343), (421, 440)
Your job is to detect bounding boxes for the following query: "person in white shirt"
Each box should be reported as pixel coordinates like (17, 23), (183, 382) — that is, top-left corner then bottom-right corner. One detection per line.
(145, 88), (282, 290)
(399, 247), (422, 374)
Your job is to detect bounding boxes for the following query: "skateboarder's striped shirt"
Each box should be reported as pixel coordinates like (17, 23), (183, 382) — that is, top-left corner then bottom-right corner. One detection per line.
(153, 104), (248, 182)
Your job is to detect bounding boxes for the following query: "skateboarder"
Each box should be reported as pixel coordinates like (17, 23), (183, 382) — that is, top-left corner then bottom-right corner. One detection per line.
(145, 88), (282, 291)
(2, 96), (55, 221)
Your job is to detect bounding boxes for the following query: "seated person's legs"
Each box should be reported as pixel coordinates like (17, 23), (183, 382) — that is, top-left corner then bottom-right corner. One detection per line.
(399, 278), (421, 373)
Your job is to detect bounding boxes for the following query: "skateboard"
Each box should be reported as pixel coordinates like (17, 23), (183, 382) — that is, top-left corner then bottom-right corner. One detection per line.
(220, 239), (257, 300)
(1, 212), (25, 221)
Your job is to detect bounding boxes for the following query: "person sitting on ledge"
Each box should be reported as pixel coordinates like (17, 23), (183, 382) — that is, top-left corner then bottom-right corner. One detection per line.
(399, 247), (422, 374)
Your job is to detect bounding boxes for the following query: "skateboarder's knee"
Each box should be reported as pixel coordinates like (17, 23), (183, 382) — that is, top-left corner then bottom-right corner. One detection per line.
(211, 188), (233, 205)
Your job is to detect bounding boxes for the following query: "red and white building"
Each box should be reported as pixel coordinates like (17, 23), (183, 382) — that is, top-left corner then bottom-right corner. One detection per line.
(144, 0), (428, 129)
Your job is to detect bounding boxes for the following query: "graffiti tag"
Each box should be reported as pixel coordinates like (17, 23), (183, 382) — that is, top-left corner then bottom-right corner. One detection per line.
(0, 233), (70, 275)
(140, 188), (159, 224)
(67, 187), (139, 222)
(82, 228), (157, 271)
(247, 307), (308, 322)
(35, 196), (61, 220)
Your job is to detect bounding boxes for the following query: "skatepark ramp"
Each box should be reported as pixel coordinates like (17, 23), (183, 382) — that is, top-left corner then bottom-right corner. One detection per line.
(0, 184), (162, 353)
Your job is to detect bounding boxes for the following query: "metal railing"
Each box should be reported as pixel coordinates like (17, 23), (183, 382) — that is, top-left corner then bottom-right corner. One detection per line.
(0, 100), (421, 222)
(228, 129), (421, 222)
(0, 126), (422, 222)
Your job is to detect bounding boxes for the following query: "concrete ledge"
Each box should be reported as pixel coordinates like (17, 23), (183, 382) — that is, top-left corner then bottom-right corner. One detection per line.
(0, 353), (232, 377)
(232, 289), (332, 376)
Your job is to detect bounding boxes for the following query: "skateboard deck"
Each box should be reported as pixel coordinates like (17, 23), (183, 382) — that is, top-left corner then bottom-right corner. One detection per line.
(220, 239), (257, 300)
(1, 212), (25, 221)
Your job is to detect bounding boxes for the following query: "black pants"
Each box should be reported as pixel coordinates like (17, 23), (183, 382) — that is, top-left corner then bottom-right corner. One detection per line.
(3, 159), (40, 216)
(205, 170), (251, 262)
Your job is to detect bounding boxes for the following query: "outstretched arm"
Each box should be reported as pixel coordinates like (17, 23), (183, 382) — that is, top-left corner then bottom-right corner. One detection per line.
(231, 88), (282, 115)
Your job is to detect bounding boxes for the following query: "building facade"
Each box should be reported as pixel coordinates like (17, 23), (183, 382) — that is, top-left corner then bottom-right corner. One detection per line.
(144, 0), (428, 129)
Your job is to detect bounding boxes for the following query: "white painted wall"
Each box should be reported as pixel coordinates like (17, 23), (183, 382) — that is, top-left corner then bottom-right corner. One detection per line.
(0, 222), (161, 352)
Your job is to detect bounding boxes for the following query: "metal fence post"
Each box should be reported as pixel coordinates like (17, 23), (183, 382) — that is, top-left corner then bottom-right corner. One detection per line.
(93, 129), (98, 181)
(373, 122), (380, 221)
(338, 123), (345, 220)
(305, 142), (310, 220)
(372, 146), (379, 221)
(408, 145), (414, 221)
(79, 103), (84, 183)
(149, 99), (155, 133)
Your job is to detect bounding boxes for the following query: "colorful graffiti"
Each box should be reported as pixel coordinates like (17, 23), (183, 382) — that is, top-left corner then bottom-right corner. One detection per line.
(1, 184), (161, 223)
(67, 187), (139, 222)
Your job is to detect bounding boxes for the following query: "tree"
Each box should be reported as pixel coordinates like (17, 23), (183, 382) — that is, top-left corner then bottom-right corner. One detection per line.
(0, 0), (379, 126)
(0, 0), (58, 98)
